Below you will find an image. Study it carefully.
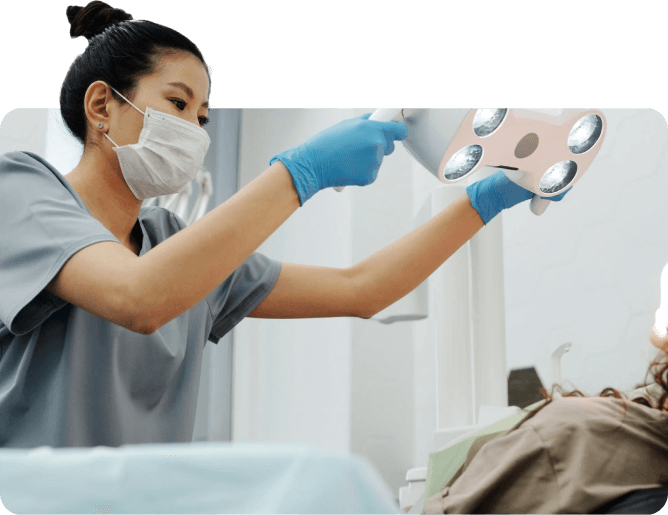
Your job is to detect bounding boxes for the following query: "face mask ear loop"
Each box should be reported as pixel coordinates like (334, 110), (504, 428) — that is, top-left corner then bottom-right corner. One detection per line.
(109, 86), (145, 116)
(105, 85), (146, 149)
(104, 132), (120, 148)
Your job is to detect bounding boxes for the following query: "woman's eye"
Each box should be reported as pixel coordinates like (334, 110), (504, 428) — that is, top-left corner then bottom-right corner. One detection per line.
(170, 98), (209, 127)
(170, 99), (186, 110)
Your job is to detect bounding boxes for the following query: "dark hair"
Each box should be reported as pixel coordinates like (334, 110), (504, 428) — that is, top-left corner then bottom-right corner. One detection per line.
(520, 353), (668, 424)
(61, 1), (209, 145)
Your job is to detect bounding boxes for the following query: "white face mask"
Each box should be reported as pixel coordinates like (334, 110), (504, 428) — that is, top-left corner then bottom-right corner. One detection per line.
(104, 86), (211, 200)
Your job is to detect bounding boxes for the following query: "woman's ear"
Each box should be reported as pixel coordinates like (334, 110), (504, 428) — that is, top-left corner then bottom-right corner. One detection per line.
(83, 81), (113, 140)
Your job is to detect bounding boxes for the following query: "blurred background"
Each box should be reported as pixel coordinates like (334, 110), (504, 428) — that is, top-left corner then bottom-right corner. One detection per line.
(1, 107), (667, 498)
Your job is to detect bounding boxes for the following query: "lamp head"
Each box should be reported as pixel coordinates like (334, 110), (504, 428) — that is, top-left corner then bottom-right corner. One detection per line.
(400, 108), (606, 197)
(366, 108), (607, 216)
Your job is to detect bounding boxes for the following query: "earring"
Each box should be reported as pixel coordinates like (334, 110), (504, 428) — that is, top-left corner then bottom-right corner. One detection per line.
(98, 123), (104, 129)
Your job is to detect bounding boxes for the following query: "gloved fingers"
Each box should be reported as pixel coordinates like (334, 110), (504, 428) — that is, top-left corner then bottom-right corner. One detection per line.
(378, 120), (409, 141)
(356, 113), (408, 142)
(494, 170), (571, 202)
(494, 171), (534, 204)
(540, 186), (572, 202)
(376, 121), (407, 156)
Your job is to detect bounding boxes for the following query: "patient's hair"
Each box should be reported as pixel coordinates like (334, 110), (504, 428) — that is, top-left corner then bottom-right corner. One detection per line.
(61, 1), (209, 145)
(523, 353), (668, 420)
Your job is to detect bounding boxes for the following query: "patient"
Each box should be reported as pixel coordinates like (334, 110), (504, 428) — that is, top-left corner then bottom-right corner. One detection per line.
(419, 292), (668, 514)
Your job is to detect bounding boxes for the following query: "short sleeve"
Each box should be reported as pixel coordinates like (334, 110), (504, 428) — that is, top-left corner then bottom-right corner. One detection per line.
(0, 151), (119, 335)
(206, 254), (281, 344)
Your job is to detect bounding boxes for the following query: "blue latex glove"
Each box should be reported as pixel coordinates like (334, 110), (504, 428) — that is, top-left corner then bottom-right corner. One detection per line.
(270, 113), (408, 205)
(466, 170), (570, 224)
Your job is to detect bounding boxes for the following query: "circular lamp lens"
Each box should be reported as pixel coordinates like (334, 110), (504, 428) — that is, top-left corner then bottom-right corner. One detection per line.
(473, 109), (507, 137)
(568, 114), (603, 154)
(540, 161), (577, 194)
(443, 145), (483, 180)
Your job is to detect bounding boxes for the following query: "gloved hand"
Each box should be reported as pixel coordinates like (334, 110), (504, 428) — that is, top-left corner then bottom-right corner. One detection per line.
(466, 170), (570, 224)
(270, 113), (408, 205)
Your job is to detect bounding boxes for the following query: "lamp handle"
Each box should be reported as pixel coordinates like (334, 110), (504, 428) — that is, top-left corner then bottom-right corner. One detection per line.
(530, 195), (551, 216)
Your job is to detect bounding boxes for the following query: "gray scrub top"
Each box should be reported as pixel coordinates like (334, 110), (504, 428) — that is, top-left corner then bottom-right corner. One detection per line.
(0, 151), (282, 448)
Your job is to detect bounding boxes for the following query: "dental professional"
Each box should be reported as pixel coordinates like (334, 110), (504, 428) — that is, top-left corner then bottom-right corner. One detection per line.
(0, 1), (565, 448)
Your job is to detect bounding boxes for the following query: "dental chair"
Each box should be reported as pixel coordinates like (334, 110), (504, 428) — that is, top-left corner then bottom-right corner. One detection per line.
(412, 488), (668, 515)
(406, 489), (668, 514)
(594, 488), (668, 514)
(409, 452), (666, 513)
(408, 490), (668, 514)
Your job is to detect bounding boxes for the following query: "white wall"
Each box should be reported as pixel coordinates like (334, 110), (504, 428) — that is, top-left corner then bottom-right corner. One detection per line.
(232, 109), (419, 495)
(233, 109), (357, 453)
(231, 108), (668, 498)
(0, 108), (50, 158)
(0, 108), (85, 174)
(502, 109), (668, 394)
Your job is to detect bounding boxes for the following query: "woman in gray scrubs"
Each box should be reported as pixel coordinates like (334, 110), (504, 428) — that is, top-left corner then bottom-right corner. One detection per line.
(0, 1), (561, 448)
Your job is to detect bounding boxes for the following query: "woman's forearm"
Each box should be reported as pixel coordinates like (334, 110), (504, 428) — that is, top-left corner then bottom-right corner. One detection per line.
(350, 194), (485, 317)
(134, 161), (300, 331)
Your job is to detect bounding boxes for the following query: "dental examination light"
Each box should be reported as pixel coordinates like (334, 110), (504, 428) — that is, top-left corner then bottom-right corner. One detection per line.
(337, 109), (606, 216)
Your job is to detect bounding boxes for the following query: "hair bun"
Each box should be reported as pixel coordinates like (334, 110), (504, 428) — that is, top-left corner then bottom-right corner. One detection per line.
(67, 1), (133, 41)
